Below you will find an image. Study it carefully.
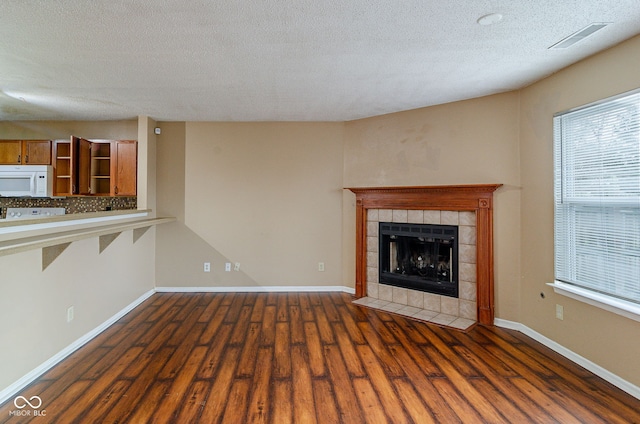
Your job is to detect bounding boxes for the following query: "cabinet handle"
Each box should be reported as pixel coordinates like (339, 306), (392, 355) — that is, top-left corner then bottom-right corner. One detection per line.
(25, 155), (29, 163)
(115, 186), (118, 195)
(17, 154), (20, 163)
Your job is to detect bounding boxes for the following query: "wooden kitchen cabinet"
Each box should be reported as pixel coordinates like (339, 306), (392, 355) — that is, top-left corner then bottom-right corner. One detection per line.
(0, 140), (52, 165)
(113, 140), (137, 196)
(52, 138), (77, 196)
(78, 138), (137, 196)
(0, 140), (21, 164)
(23, 140), (52, 164)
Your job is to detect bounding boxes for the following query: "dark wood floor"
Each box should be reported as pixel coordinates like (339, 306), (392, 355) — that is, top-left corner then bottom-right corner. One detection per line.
(1, 292), (639, 423)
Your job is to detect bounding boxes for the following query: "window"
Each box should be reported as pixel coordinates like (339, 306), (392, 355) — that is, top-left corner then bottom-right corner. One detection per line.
(554, 90), (640, 305)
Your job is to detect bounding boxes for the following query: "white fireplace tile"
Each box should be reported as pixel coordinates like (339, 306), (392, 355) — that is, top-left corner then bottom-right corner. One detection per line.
(407, 289), (424, 308)
(367, 221), (379, 237)
(441, 211), (459, 225)
(441, 297), (459, 316)
(459, 300), (477, 320)
(380, 302), (404, 313)
(366, 267), (379, 284)
(379, 284), (393, 302)
(392, 287), (408, 305)
(367, 236), (378, 253)
(423, 210), (441, 224)
(352, 298), (477, 330)
(392, 209), (408, 223)
(352, 295), (476, 330)
(413, 309), (439, 321)
(378, 209), (393, 222)
(367, 251), (379, 268)
(423, 293), (441, 312)
(398, 305), (422, 316)
(449, 317), (476, 330)
(459, 225), (477, 245)
(459, 263), (477, 283)
(353, 297), (376, 307)
(407, 210), (424, 224)
(459, 281), (477, 301)
(459, 211), (476, 226)
(367, 209), (379, 222)
(430, 313), (457, 326)
(459, 244), (476, 264)
(367, 282), (379, 299)
(369, 299), (390, 308)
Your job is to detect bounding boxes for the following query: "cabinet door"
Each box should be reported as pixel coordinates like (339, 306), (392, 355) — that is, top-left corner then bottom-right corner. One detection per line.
(22, 140), (52, 164)
(52, 138), (77, 196)
(114, 140), (137, 195)
(89, 140), (112, 195)
(77, 137), (92, 195)
(0, 140), (22, 164)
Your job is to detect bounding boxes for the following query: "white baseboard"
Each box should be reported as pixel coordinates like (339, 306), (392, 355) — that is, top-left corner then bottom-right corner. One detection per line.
(494, 318), (640, 400)
(0, 289), (156, 406)
(155, 285), (356, 294)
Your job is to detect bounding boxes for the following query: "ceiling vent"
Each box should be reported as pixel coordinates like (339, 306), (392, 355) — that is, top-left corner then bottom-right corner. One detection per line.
(549, 23), (610, 49)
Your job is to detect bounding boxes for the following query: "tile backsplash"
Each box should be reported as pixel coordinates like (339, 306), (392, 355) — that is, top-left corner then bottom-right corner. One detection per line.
(0, 196), (137, 219)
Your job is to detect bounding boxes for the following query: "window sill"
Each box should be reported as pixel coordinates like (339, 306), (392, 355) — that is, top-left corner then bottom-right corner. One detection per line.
(548, 281), (640, 323)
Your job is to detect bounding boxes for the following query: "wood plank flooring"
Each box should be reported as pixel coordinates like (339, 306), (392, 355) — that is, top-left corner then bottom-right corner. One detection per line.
(1, 292), (639, 423)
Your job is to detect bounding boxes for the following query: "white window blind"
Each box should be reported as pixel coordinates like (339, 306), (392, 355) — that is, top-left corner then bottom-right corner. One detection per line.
(554, 90), (640, 304)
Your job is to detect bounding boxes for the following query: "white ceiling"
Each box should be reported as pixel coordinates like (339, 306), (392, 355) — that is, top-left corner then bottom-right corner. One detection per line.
(2, 0), (640, 122)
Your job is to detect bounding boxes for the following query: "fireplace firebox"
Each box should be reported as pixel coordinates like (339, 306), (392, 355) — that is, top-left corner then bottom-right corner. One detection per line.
(379, 222), (458, 297)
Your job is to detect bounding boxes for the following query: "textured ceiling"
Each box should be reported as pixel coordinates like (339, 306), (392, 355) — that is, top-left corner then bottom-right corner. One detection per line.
(1, 0), (640, 122)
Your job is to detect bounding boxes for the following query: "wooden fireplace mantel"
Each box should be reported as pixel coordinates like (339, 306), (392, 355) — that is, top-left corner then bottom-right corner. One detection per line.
(346, 184), (502, 325)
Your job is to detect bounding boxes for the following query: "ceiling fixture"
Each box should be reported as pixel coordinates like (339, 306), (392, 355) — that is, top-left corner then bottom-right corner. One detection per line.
(549, 23), (611, 49)
(477, 13), (503, 26)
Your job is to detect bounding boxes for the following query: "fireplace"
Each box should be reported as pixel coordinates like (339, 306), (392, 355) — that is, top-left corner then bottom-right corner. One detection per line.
(379, 222), (458, 297)
(347, 185), (501, 325)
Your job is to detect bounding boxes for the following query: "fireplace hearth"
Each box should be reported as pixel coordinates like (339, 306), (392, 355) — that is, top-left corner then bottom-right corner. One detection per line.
(379, 222), (458, 297)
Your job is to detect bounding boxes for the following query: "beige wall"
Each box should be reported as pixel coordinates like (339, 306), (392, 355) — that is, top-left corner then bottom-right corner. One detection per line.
(155, 122), (346, 287)
(0, 120), (156, 394)
(343, 93), (523, 319)
(0, 231), (156, 392)
(519, 35), (640, 386)
(0, 120), (137, 140)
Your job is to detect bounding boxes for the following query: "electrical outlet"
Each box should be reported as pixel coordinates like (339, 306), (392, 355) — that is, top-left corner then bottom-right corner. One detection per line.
(67, 306), (74, 323)
(555, 304), (564, 320)
(204, 262), (211, 272)
(225, 262), (232, 272)
(234, 262), (241, 271)
(318, 262), (325, 272)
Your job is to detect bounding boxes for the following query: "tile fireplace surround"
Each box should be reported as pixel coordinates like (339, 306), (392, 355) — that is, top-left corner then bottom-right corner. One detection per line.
(355, 208), (477, 330)
(347, 185), (501, 329)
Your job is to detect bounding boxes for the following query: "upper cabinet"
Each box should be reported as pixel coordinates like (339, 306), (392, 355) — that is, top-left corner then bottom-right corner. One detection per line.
(76, 138), (137, 196)
(52, 138), (77, 196)
(0, 140), (52, 165)
(4, 137), (137, 197)
(0, 140), (21, 164)
(113, 140), (137, 196)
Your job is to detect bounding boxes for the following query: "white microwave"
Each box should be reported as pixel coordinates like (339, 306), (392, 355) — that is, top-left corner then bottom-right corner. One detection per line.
(0, 165), (53, 197)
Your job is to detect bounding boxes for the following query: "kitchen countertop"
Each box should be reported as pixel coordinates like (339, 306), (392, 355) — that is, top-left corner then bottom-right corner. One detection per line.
(0, 209), (147, 228)
(0, 209), (175, 257)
